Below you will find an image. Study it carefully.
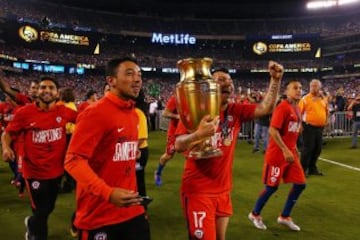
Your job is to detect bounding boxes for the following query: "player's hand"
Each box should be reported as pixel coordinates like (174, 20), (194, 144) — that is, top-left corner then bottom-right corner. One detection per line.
(195, 115), (219, 140)
(109, 188), (142, 207)
(136, 149), (141, 159)
(282, 148), (295, 163)
(268, 61), (284, 82)
(2, 146), (15, 162)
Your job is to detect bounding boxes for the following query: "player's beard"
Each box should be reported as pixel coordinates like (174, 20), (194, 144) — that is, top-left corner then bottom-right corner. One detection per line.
(38, 94), (56, 105)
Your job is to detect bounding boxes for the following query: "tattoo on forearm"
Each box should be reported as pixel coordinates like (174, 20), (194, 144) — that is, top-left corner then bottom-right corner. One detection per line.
(262, 81), (280, 109)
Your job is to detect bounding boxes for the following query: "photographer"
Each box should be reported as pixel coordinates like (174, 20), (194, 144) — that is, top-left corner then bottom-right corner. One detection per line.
(347, 96), (360, 149)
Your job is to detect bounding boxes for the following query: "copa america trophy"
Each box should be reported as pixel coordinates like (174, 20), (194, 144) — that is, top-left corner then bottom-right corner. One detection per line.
(176, 57), (222, 159)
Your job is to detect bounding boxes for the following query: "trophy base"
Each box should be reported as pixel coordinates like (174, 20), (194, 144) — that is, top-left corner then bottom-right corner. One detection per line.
(188, 148), (223, 160)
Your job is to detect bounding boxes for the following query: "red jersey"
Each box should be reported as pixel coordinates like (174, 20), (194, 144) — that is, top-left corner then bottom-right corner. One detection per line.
(176, 102), (256, 194)
(15, 92), (32, 105)
(0, 101), (18, 129)
(166, 95), (179, 136)
(5, 103), (77, 179)
(77, 101), (90, 113)
(265, 100), (301, 164)
(65, 92), (144, 230)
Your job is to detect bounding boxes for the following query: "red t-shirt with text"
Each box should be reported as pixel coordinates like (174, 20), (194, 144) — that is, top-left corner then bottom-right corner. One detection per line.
(265, 100), (301, 164)
(5, 103), (77, 179)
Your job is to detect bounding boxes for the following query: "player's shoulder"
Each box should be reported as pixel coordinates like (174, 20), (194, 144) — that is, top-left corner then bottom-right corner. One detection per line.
(276, 99), (290, 109)
(77, 98), (108, 120)
(16, 103), (36, 114)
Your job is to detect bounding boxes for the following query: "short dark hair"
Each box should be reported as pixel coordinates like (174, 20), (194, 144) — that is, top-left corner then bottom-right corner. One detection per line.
(284, 79), (301, 88)
(211, 68), (229, 75)
(40, 75), (60, 89)
(105, 57), (138, 77)
(85, 89), (97, 100)
(60, 88), (75, 102)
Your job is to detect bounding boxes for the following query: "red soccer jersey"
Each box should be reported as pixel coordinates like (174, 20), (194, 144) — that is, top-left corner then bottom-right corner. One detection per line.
(166, 95), (179, 137)
(265, 100), (301, 165)
(77, 101), (90, 113)
(65, 92), (144, 230)
(0, 101), (18, 129)
(176, 102), (256, 195)
(15, 92), (32, 105)
(5, 103), (77, 179)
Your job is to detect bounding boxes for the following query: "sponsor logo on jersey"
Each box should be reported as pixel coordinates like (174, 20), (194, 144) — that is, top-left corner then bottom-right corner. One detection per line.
(31, 181), (40, 190)
(112, 141), (138, 161)
(32, 127), (63, 143)
(94, 232), (107, 240)
(270, 176), (278, 183)
(288, 121), (301, 133)
(194, 229), (204, 239)
(56, 116), (62, 123)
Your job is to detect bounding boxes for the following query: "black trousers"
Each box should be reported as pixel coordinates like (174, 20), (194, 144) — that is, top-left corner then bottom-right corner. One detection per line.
(78, 214), (150, 240)
(149, 113), (156, 131)
(26, 176), (62, 240)
(61, 134), (76, 193)
(136, 147), (149, 197)
(301, 123), (324, 173)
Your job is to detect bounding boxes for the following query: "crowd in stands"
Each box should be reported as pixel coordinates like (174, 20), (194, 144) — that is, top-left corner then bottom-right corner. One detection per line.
(2, 71), (359, 111)
(2, 42), (359, 73)
(1, 0), (360, 38)
(1, 0), (360, 107)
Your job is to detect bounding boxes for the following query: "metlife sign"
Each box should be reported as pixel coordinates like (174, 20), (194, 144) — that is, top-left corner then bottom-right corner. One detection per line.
(151, 33), (196, 45)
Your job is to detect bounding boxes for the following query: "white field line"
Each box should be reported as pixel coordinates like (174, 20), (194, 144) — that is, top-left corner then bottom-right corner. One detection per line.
(319, 157), (360, 172)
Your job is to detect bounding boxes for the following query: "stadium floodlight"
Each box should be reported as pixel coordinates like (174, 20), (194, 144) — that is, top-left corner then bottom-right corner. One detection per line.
(306, 0), (360, 9)
(306, 0), (337, 9)
(338, 0), (360, 5)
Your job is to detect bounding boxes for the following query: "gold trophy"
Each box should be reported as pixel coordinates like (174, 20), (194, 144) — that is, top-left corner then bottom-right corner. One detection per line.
(176, 57), (222, 159)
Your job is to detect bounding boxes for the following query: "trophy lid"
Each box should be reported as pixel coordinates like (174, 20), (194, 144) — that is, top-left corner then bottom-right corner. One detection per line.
(177, 57), (213, 82)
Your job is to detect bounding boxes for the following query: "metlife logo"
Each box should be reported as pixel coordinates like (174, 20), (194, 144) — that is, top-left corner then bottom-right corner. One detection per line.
(151, 33), (196, 45)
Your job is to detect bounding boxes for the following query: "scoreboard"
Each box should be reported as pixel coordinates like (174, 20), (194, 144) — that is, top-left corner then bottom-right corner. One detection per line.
(244, 34), (321, 59)
(3, 20), (101, 54)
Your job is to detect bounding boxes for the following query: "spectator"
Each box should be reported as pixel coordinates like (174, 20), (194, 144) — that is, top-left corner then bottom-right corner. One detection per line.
(299, 79), (328, 176)
(347, 96), (360, 149)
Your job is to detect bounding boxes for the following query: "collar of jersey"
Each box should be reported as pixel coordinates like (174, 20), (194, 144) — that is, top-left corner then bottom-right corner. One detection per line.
(105, 92), (135, 109)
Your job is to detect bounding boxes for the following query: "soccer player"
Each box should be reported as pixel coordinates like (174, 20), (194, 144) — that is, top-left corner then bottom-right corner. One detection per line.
(1, 76), (77, 240)
(65, 58), (150, 240)
(77, 89), (98, 113)
(0, 70), (38, 105)
(174, 61), (283, 240)
(0, 90), (25, 197)
(248, 80), (306, 231)
(154, 94), (180, 186)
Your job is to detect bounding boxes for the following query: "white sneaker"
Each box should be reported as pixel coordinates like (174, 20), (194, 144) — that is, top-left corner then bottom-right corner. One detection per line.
(24, 216), (32, 240)
(277, 216), (301, 231)
(248, 212), (267, 230)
